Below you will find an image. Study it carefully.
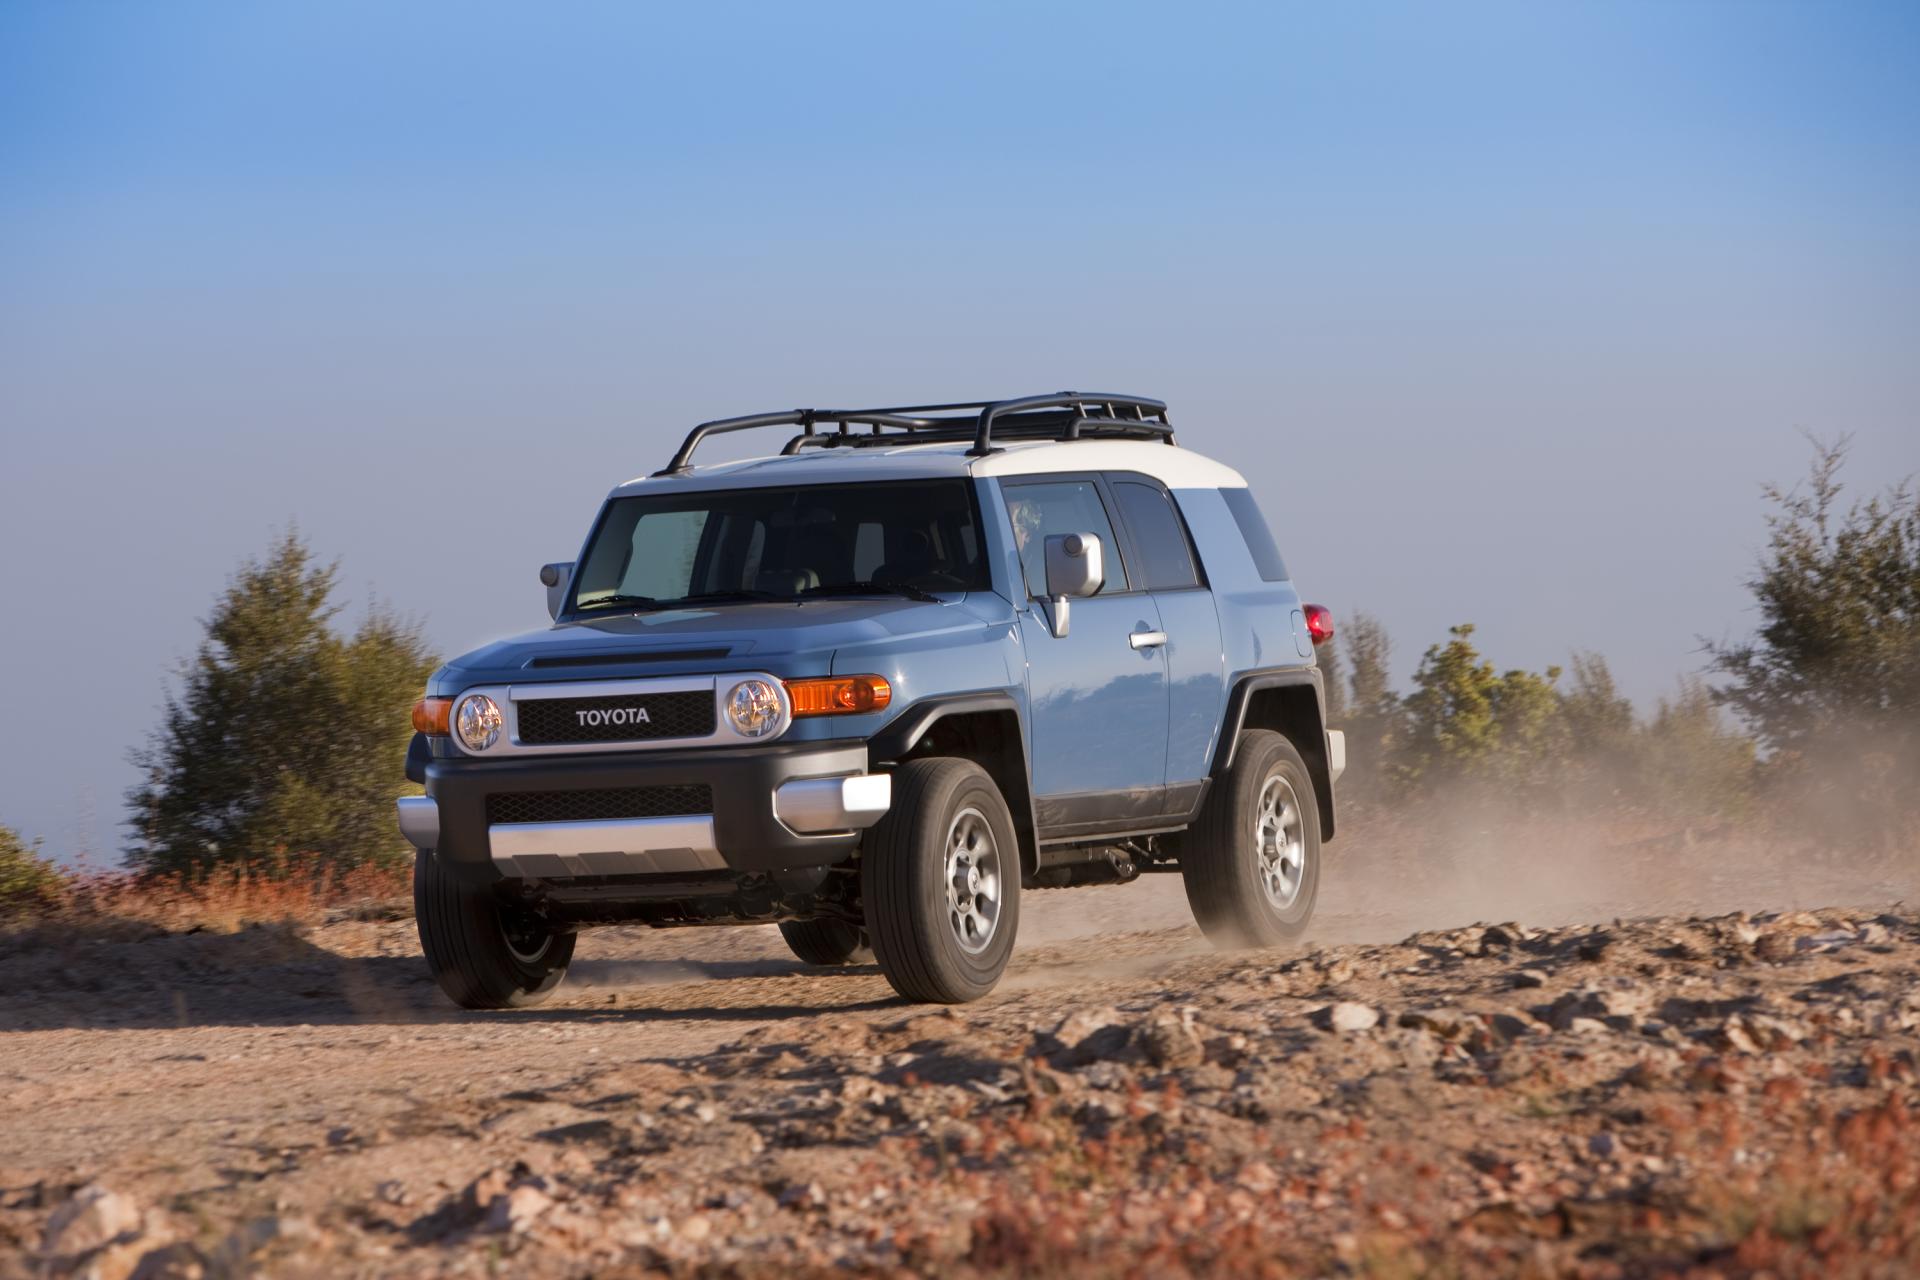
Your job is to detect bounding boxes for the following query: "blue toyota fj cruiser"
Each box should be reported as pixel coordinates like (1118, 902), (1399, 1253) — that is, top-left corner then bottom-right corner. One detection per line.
(398, 393), (1342, 1007)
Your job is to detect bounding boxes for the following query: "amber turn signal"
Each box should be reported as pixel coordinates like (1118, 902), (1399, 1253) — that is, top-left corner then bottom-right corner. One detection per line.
(785, 675), (892, 717)
(412, 697), (453, 736)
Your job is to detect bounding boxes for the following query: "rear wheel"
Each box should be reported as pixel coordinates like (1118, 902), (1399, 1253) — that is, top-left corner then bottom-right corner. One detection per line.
(861, 758), (1020, 1003)
(778, 918), (872, 966)
(1180, 730), (1321, 949)
(413, 851), (575, 1009)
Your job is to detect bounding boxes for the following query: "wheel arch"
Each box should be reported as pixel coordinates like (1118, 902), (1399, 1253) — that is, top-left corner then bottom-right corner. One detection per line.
(868, 692), (1038, 879)
(1214, 668), (1337, 840)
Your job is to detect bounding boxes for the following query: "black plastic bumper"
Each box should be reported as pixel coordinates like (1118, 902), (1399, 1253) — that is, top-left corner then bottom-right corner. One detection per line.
(425, 739), (869, 884)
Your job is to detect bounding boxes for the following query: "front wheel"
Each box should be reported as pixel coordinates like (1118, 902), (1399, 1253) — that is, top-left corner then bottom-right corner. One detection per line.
(861, 758), (1021, 1003)
(413, 851), (575, 1009)
(1180, 730), (1321, 949)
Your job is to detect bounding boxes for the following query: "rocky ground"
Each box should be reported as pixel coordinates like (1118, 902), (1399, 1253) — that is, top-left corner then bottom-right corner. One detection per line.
(2, 829), (1917, 1278)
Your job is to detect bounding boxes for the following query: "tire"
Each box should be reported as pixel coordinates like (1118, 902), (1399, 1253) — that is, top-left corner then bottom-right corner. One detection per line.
(413, 850), (576, 1009)
(779, 919), (873, 966)
(1180, 729), (1321, 949)
(861, 758), (1021, 1004)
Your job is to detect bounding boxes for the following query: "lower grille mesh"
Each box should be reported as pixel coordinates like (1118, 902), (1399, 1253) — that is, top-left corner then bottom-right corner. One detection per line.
(485, 784), (714, 826)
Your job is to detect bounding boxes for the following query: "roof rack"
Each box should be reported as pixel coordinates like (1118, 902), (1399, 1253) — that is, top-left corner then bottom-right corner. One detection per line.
(654, 392), (1171, 475)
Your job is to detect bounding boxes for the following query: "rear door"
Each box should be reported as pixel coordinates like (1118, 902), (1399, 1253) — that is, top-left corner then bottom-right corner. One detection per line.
(1001, 476), (1170, 833)
(1107, 476), (1227, 812)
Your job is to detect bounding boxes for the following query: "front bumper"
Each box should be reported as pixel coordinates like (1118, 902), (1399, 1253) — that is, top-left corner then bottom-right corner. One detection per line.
(399, 739), (890, 884)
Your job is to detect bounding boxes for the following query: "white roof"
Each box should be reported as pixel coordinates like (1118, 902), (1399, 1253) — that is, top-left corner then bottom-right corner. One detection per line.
(611, 438), (1245, 497)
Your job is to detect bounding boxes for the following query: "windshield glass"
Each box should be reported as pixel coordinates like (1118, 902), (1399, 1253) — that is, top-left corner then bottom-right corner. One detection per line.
(570, 479), (990, 612)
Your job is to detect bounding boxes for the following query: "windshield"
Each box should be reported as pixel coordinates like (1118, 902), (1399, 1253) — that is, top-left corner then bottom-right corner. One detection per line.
(570, 479), (990, 613)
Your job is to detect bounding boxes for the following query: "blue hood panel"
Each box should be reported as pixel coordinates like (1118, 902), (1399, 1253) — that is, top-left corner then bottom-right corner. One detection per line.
(432, 596), (1003, 692)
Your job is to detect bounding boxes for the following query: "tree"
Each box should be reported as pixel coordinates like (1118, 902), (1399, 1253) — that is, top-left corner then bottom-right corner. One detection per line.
(1399, 624), (1569, 799)
(127, 532), (437, 876)
(1330, 612), (1400, 805)
(1637, 680), (1755, 821)
(1707, 438), (1919, 828)
(1558, 651), (1637, 801)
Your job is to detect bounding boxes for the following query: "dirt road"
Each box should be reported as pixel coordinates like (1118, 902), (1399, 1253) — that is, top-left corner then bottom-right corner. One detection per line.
(3, 830), (1916, 1277)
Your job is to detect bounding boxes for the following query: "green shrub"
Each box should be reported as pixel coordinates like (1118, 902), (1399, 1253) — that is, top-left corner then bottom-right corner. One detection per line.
(126, 531), (438, 876)
(0, 823), (64, 916)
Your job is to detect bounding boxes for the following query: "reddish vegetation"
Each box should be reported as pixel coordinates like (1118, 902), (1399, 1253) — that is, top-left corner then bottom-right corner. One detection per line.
(20, 855), (410, 934)
(4, 902), (1917, 1278)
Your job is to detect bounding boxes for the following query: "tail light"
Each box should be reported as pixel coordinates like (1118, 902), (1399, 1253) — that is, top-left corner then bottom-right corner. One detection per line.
(1303, 604), (1335, 647)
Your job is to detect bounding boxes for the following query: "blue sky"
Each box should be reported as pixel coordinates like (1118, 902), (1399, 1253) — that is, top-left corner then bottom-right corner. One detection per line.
(2, 1), (1917, 858)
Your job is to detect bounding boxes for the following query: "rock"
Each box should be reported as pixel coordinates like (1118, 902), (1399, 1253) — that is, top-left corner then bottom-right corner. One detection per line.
(1512, 969), (1550, 989)
(1235, 1161), (1278, 1193)
(1548, 985), (1653, 1030)
(1314, 1002), (1379, 1033)
(209, 1216), (320, 1273)
(1398, 1008), (1475, 1040)
(1753, 932), (1798, 964)
(1047, 1007), (1139, 1067)
(1716, 1013), (1805, 1053)
(778, 1181), (827, 1210)
(42, 1184), (144, 1260)
(1140, 1009), (1205, 1068)
(1587, 1132), (1617, 1159)
(1482, 923), (1530, 949)
(462, 1168), (514, 1216)
(1052, 1006), (1126, 1049)
(1718, 1019), (1760, 1054)
(374, 1180), (409, 1206)
(485, 1185), (552, 1234)
(678, 1213), (713, 1242)
(129, 1242), (208, 1280)
(1575, 931), (1615, 962)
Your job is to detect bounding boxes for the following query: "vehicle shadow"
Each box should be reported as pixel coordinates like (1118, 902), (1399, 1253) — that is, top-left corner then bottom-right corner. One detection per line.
(0, 922), (903, 1033)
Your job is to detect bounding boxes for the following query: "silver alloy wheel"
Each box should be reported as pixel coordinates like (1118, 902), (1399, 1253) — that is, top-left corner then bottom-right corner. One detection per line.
(1254, 773), (1307, 911)
(943, 806), (1003, 955)
(500, 910), (554, 964)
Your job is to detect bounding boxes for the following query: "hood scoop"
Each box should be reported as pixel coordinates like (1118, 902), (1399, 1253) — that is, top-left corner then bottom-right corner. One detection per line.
(524, 647), (734, 670)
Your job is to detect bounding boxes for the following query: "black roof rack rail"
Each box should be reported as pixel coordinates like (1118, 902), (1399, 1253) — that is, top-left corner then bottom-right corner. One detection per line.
(654, 392), (1171, 475)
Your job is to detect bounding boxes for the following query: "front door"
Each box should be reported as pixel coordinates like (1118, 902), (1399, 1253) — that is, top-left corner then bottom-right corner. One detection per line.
(1002, 477), (1170, 834)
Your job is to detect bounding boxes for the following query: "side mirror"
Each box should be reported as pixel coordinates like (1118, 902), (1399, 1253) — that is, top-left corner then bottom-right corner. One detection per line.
(540, 562), (574, 620)
(1040, 532), (1104, 637)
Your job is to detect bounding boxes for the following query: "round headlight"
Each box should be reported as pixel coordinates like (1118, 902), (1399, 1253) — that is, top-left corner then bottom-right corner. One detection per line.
(455, 694), (503, 752)
(725, 679), (785, 738)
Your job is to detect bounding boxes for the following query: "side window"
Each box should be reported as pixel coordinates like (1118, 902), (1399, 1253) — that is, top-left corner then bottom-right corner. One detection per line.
(1002, 480), (1129, 597)
(1112, 480), (1201, 590)
(1221, 487), (1290, 582)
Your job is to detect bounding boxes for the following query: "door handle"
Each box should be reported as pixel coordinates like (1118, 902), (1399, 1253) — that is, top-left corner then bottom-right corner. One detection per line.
(1129, 629), (1168, 650)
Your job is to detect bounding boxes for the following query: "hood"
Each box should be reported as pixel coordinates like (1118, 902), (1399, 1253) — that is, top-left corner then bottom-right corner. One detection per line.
(432, 595), (1006, 691)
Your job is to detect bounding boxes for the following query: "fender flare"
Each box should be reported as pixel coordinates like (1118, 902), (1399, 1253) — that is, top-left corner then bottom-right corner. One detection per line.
(1213, 666), (1336, 839)
(867, 690), (1039, 872)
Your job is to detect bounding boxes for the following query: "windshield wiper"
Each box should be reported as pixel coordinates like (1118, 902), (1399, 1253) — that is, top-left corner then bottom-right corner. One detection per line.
(572, 593), (661, 612)
(667, 590), (782, 606)
(804, 581), (944, 604)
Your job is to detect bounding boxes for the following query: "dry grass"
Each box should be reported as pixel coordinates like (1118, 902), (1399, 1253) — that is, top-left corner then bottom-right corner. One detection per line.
(6, 855), (412, 935)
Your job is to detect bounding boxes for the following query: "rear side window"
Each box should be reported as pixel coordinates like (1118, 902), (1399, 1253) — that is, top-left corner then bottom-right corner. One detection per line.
(1221, 487), (1290, 582)
(1112, 481), (1201, 590)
